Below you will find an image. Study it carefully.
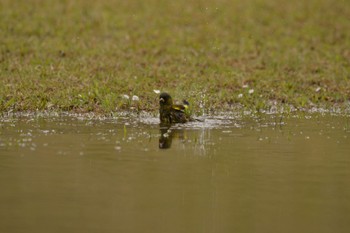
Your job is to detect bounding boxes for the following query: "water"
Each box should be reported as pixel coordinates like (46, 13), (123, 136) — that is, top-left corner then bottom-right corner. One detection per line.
(0, 113), (350, 233)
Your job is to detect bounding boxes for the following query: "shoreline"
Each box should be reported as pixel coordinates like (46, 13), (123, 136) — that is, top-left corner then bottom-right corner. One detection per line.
(1, 105), (349, 121)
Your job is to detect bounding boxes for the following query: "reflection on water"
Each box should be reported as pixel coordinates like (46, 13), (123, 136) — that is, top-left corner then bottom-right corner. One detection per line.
(159, 125), (173, 149)
(0, 113), (350, 233)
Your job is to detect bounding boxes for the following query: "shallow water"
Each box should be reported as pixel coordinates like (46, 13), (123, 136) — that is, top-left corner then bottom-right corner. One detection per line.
(0, 113), (350, 233)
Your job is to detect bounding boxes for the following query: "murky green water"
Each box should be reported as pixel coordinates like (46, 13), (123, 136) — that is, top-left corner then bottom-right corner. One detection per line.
(1, 113), (350, 233)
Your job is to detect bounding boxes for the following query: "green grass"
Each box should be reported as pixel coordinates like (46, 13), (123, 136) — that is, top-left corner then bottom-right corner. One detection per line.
(1, 0), (350, 115)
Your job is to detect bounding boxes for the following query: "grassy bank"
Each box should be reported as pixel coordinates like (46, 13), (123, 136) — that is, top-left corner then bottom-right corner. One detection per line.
(1, 0), (350, 115)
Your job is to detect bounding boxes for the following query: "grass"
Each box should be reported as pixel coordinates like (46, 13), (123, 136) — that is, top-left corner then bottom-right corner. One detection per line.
(1, 0), (350, 115)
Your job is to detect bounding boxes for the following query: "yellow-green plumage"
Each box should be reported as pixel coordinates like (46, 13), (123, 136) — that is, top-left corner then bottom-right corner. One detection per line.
(159, 93), (191, 124)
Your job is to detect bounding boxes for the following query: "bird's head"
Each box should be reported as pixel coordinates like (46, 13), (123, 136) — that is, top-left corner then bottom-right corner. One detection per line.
(159, 92), (173, 107)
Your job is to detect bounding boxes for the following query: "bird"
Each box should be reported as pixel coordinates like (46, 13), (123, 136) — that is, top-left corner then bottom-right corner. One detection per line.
(159, 92), (191, 124)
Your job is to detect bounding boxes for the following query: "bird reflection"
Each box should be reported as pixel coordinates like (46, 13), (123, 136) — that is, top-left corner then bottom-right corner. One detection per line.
(159, 126), (172, 149)
(159, 124), (186, 149)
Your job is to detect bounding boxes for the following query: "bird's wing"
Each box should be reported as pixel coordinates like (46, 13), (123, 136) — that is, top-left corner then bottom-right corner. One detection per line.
(171, 104), (187, 112)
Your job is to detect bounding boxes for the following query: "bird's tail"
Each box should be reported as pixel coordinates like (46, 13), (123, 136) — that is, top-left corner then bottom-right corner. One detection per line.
(182, 100), (189, 107)
(183, 100), (204, 122)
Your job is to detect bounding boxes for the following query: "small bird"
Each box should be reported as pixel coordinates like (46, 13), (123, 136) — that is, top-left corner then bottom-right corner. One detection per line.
(159, 92), (191, 124)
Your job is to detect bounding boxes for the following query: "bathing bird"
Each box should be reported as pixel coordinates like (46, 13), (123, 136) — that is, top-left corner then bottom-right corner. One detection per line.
(159, 92), (191, 124)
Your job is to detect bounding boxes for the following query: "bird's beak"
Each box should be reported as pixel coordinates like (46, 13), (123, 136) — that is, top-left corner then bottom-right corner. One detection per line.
(160, 98), (164, 103)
